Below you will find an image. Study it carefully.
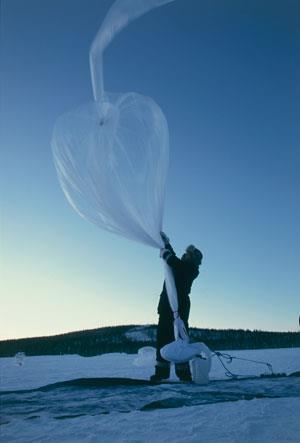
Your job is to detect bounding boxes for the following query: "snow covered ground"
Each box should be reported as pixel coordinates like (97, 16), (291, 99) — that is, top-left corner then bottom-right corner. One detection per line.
(1, 347), (300, 442)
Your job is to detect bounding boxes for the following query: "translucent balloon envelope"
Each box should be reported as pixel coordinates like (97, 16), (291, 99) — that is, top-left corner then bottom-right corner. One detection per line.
(52, 92), (169, 248)
(53, 1), (175, 247)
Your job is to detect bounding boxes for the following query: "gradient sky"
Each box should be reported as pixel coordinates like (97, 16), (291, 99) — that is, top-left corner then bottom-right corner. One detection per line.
(1, 0), (299, 339)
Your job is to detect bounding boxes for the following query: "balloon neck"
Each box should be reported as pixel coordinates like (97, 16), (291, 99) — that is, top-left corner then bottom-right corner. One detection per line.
(90, 51), (104, 102)
(97, 101), (115, 126)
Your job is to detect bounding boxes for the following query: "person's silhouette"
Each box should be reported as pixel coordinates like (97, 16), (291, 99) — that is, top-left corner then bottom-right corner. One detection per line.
(151, 233), (203, 382)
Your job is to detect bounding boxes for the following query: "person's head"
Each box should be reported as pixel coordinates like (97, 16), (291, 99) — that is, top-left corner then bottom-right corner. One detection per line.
(181, 245), (203, 266)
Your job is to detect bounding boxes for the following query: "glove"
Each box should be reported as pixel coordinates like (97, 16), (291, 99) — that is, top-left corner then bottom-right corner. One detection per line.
(160, 231), (170, 245)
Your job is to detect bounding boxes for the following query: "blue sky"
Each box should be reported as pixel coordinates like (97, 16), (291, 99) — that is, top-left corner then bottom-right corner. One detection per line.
(1, 0), (299, 339)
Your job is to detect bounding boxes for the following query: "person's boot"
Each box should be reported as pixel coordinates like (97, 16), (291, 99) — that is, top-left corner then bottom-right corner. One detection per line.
(175, 362), (192, 382)
(150, 362), (170, 382)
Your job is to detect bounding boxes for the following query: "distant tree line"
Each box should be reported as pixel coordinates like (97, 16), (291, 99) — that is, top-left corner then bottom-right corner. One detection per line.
(189, 328), (300, 352)
(0, 325), (299, 358)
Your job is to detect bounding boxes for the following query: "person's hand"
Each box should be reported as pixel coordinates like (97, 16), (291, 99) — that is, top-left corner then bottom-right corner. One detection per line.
(160, 248), (172, 259)
(160, 231), (170, 245)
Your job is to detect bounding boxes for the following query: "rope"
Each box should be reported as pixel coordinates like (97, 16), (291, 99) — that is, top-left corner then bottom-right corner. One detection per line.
(211, 351), (274, 379)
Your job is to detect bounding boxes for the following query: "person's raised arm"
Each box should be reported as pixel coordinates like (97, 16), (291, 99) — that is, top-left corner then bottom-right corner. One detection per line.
(160, 232), (181, 269)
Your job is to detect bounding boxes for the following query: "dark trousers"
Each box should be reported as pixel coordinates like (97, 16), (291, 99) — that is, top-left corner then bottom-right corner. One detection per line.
(155, 314), (191, 378)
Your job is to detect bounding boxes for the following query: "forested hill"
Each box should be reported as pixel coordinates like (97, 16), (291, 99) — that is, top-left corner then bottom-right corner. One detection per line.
(0, 325), (299, 358)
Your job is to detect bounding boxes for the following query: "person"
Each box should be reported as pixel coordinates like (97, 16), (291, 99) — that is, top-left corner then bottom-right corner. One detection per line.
(150, 232), (203, 382)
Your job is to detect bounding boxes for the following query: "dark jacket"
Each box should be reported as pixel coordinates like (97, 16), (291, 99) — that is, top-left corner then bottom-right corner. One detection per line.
(157, 243), (199, 322)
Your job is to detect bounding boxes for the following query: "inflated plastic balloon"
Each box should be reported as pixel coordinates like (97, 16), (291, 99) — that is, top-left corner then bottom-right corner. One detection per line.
(52, 0), (188, 340)
(52, 93), (168, 248)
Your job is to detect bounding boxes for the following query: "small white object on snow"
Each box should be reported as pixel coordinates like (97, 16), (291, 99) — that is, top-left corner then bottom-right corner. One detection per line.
(133, 346), (156, 367)
(15, 352), (26, 367)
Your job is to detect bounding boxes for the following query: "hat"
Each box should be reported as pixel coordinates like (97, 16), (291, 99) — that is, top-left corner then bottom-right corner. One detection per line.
(185, 244), (203, 264)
